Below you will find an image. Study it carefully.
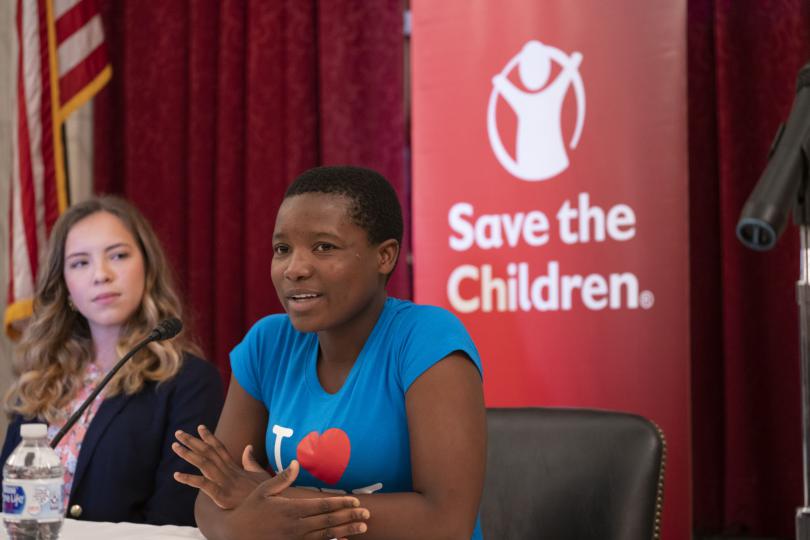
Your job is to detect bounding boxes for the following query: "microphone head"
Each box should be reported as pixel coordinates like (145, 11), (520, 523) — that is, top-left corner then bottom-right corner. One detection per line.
(736, 217), (778, 251)
(150, 318), (183, 341)
(736, 63), (810, 251)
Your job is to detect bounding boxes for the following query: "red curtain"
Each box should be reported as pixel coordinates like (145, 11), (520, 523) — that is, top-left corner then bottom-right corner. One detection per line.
(689, 0), (810, 537)
(93, 1), (407, 383)
(93, 0), (810, 537)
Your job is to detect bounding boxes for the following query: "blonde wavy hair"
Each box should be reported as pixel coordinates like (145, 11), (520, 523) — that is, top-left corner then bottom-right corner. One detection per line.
(5, 196), (202, 423)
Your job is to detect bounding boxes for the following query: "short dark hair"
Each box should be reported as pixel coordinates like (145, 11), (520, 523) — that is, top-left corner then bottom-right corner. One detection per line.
(285, 165), (403, 246)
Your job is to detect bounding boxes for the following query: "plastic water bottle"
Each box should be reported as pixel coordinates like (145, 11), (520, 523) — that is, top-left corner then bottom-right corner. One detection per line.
(2, 424), (64, 539)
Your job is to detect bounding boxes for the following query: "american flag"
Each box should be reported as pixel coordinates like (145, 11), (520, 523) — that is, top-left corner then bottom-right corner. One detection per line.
(5, 0), (111, 338)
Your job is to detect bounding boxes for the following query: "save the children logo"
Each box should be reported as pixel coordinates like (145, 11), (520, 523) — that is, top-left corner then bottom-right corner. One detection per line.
(487, 40), (586, 182)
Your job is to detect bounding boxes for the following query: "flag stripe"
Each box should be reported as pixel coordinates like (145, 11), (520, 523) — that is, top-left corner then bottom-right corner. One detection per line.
(10, 178), (34, 304)
(60, 45), (108, 109)
(6, 176), (13, 302)
(55, 0), (95, 43)
(27, 0), (47, 247)
(39, 0), (61, 229)
(57, 14), (104, 77)
(9, 1), (28, 313)
(53, 0), (82, 19)
(15, 0), (39, 281)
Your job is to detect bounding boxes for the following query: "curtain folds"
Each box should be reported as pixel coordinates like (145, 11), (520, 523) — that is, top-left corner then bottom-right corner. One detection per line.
(93, 1), (406, 382)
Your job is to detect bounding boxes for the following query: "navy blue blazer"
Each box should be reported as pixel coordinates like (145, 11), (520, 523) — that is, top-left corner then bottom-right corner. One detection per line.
(1, 354), (223, 526)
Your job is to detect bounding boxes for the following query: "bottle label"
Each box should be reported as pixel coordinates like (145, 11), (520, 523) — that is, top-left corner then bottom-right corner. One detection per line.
(2, 479), (63, 522)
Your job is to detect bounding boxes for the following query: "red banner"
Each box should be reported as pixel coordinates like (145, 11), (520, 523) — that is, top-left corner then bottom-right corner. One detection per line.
(411, 1), (689, 538)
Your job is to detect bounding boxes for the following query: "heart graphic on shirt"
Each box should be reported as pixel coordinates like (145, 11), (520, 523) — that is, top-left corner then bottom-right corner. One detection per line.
(296, 428), (351, 485)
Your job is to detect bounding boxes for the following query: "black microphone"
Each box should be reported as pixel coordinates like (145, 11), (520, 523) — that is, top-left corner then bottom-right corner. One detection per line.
(148, 317), (183, 341)
(50, 318), (183, 448)
(736, 62), (810, 251)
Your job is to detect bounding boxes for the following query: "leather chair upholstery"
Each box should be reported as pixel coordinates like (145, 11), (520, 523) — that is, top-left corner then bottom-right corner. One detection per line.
(481, 407), (665, 540)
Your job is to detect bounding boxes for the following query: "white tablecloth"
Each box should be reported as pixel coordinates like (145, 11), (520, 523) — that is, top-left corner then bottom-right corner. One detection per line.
(0, 518), (206, 539)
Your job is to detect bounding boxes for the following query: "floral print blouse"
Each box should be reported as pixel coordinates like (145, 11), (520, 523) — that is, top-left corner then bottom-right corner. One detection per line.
(47, 362), (105, 502)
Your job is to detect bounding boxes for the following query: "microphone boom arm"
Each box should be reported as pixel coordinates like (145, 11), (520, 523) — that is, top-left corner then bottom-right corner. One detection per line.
(49, 318), (181, 449)
(49, 335), (154, 449)
(736, 62), (810, 540)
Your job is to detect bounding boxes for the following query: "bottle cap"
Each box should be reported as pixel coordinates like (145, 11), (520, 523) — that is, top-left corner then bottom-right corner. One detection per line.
(20, 423), (48, 439)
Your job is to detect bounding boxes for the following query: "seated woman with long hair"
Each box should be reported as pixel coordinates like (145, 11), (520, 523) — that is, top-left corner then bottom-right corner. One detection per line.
(1, 196), (223, 526)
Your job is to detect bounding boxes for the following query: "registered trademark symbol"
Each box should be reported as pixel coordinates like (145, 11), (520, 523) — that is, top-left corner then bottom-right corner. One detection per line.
(639, 290), (655, 309)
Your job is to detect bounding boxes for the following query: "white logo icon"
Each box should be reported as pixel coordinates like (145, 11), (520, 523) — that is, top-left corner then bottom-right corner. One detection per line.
(487, 40), (585, 181)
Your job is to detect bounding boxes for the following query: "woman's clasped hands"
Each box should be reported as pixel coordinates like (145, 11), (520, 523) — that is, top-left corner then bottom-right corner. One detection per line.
(172, 425), (371, 540)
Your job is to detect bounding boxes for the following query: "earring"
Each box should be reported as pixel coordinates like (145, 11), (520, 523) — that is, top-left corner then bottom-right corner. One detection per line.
(67, 298), (77, 312)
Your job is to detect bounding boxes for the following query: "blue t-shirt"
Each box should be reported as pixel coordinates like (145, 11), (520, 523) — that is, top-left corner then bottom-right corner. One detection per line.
(231, 297), (483, 538)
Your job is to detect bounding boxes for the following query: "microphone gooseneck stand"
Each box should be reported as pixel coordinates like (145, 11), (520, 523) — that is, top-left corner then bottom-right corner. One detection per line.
(49, 335), (153, 449)
(736, 62), (810, 540)
(743, 156), (810, 540)
(784, 130), (810, 540)
(770, 145), (810, 540)
(49, 318), (182, 449)
(798, 190), (810, 540)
